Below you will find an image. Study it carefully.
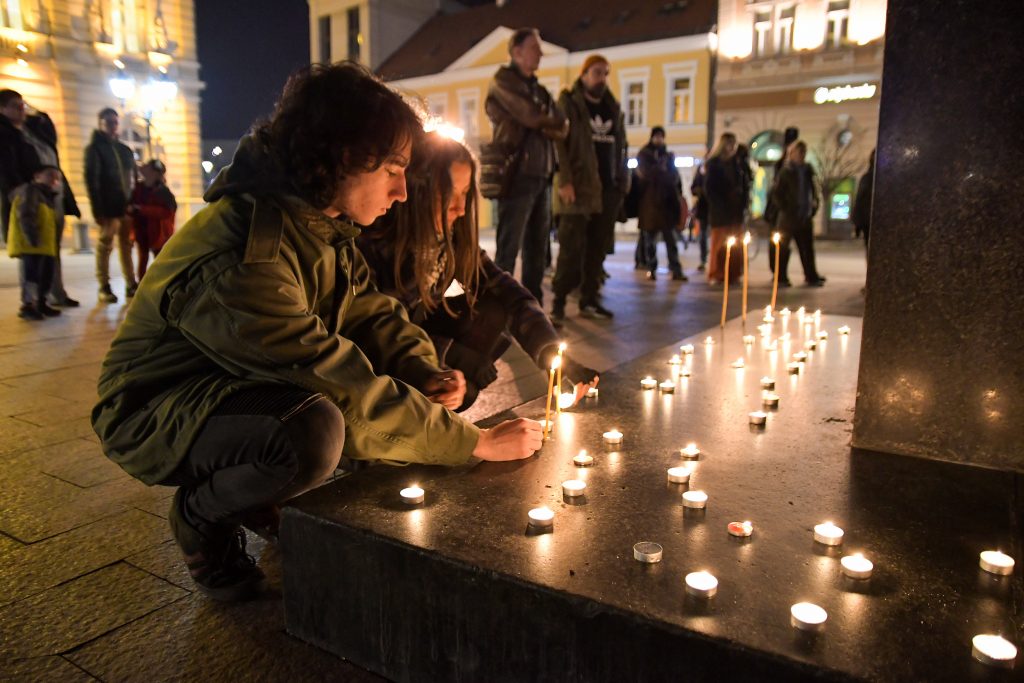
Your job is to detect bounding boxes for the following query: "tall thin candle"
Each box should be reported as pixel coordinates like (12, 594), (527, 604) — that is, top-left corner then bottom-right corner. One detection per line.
(770, 232), (781, 311)
(721, 236), (737, 327)
(556, 342), (566, 416)
(544, 356), (560, 437)
(741, 232), (751, 321)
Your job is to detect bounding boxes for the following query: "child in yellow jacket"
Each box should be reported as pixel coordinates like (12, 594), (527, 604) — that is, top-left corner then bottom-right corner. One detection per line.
(8, 165), (63, 320)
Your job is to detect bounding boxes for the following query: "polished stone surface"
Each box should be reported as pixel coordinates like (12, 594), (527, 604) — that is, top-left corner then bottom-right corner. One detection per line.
(284, 316), (1022, 681)
(853, 0), (1024, 471)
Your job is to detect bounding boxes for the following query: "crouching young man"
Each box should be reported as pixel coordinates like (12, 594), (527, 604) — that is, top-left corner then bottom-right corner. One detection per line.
(92, 63), (542, 602)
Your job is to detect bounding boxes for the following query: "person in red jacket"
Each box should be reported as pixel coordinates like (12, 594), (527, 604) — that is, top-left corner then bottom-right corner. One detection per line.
(129, 159), (176, 280)
(358, 131), (599, 410)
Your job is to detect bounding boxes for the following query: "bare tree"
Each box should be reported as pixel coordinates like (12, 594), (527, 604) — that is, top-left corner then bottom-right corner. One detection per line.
(811, 119), (867, 233)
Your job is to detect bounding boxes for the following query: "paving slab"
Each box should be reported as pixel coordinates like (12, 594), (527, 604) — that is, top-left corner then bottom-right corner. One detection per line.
(0, 562), (187, 660)
(0, 655), (98, 682)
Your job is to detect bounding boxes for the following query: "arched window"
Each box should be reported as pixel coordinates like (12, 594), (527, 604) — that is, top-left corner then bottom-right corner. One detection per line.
(748, 130), (786, 219)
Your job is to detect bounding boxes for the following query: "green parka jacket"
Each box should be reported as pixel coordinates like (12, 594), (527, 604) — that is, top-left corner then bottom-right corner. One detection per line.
(92, 136), (479, 485)
(554, 79), (627, 216)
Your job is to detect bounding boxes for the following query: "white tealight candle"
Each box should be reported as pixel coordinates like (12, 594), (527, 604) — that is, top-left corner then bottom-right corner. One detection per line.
(667, 466), (692, 484)
(760, 376), (776, 390)
(400, 486), (424, 505)
(759, 324), (773, 337)
(790, 602), (828, 632)
(793, 351), (808, 362)
(979, 550), (1015, 576)
(813, 521), (845, 546)
(728, 521), (754, 538)
(780, 307), (792, 317)
(762, 392), (780, 407)
(669, 354), (682, 366)
(814, 309), (822, 320)
(749, 411), (767, 426)
(841, 553), (874, 579)
(703, 336), (715, 346)
(562, 479), (586, 497)
(680, 443), (701, 459)
(780, 332), (791, 341)
(586, 386), (599, 399)
(838, 325), (851, 335)
(803, 317), (814, 327)
(682, 490), (708, 509)
(678, 366), (691, 378)
(787, 362), (802, 375)
(804, 339), (817, 351)
(817, 330), (829, 340)
(766, 341), (779, 351)
(659, 379), (676, 393)
(558, 392), (575, 410)
(680, 344), (695, 355)
(641, 376), (657, 390)
(527, 506), (554, 529)
(743, 335), (756, 345)
(685, 571), (718, 598)
(731, 358), (746, 369)
(633, 541), (664, 563)
(573, 450), (594, 467)
(603, 429), (623, 445)
(972, 634), (1018, 668)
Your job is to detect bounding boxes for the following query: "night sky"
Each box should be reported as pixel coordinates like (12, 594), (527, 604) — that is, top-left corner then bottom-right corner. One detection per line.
(196, 0), (310, 141)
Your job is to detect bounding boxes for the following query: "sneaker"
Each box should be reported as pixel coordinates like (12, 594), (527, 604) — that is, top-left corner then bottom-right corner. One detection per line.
(805, 279), (826, 288)
(98, 285), (118, 304)
(579, 302), (614, 320)
(18, 304), (44, 321)
(126, 284), (138, 298)
(59, 296), (80, 307)
(169, 490), (265, 601)
(37, 302), (62, 317)
(551, 300), (566, 322)
(671, 271), (688, 282)
(779, 278), (793, 288)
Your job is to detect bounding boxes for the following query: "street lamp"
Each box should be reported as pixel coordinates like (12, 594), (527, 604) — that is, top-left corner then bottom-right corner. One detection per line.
(139, 76), (178, 157)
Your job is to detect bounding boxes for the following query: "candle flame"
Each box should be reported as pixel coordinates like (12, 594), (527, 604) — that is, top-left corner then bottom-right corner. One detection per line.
(558, 342), (567, 353)
(772, 232), (781, 244)
(727, 236), (737, 247)
(743, 231), (751, 245)
(551, 356), (562, 370)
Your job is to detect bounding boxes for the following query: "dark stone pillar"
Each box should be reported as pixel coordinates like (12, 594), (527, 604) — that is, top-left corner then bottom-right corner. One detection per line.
(853, 0), (1024, 471)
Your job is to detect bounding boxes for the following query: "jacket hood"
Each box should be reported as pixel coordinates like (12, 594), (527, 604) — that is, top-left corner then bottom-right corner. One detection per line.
(204, 134), (293, 203)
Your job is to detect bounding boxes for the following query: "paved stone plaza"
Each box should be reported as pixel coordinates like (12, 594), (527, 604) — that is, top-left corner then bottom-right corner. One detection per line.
(0, 232), (866, 681)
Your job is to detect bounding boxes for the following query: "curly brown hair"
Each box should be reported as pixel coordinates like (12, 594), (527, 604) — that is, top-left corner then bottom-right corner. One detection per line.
(252, 62), (422, 209)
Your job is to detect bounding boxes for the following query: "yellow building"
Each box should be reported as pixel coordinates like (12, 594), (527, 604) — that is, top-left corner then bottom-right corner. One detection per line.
(369, 1), (718, 225)
(1, 0), (203, 229)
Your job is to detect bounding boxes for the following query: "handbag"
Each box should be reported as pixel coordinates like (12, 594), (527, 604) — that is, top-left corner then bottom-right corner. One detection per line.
(478, 142), (520, 200)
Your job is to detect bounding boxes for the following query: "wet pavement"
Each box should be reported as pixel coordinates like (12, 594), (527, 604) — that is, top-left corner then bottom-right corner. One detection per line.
(0, 230), (866, 681)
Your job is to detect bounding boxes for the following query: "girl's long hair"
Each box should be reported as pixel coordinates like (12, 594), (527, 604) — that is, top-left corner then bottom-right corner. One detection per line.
(387, 131), (481, 316)
(709, 132), (738, 160)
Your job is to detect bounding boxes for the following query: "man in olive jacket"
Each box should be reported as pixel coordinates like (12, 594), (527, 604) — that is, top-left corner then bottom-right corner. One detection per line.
(84, 107), (137, 303)
(484, 27), (567, 303)
(551, 55), (627, 321)
(92, 64), (541, 602)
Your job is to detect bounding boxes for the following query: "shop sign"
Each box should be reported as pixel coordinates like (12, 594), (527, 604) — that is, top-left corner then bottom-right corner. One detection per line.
(813, 83), (877, 104)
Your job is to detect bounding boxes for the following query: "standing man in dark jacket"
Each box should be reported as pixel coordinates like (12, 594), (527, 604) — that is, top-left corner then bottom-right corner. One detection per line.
(635, 126), (686, 282)
(85, 107), (137, 303)
(24, 107), (82, 307)
(485, 27), (567, 304)
(770, 140), (824, 286)
(852, 148), (875, 249)
(0, 89), (40, 244)
(551, 54), (626, 321)
(690, 162), (710, 272)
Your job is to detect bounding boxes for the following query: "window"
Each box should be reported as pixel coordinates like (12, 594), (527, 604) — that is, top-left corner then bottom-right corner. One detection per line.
(775, 6), (795, 55)
(663, 62), (697, 126)
(669, 77), (692, 124)
(347, 7), (361, 62)
(1, 1), (24, 30)
(625, 81), (645, 127)
(753, 10), (771, 58)
(826, 0), (850, 49)
(318, 15), (331, 63)
(426, 93), (447, 120)
(458, 90), (479, 140)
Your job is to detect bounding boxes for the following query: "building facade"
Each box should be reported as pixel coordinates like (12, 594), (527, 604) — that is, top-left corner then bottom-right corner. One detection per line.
(308, 0), (442, 71)
(1, 0), (203, 228)
(715, 0), (886, 235)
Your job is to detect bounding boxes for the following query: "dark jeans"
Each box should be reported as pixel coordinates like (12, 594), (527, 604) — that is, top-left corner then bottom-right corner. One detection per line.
(639, 227), (682, 274)
(495, 175), (551, 303)
(19, 254), (55, 306)
(696, 218), (709, 265)
(769, 219), (821, 282)
(552, 190), (620, 305)
(160, 386), (345, 533)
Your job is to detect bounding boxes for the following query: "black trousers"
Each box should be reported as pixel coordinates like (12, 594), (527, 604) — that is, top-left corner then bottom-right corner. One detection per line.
(552, 189), (621, 305)
(20, 254), (55, 306)
(769, 219), (821, 283)
(160, 386), (345, 533)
